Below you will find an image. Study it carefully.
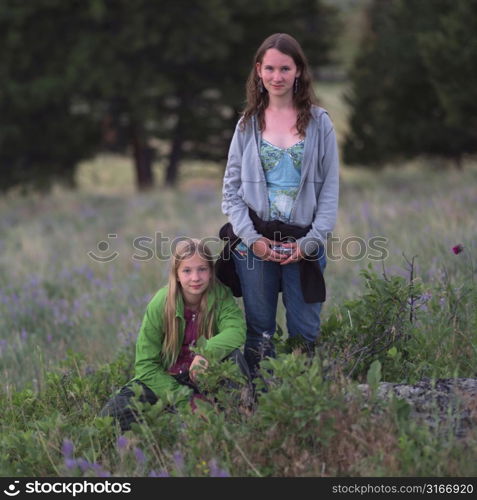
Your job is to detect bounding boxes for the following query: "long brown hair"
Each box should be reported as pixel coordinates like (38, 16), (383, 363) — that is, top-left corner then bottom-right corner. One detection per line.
(241, 33), (318, 136)
(163, 238), (215, 368)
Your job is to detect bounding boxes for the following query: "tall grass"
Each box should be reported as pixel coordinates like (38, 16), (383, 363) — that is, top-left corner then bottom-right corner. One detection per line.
(2, 158), (475, 391)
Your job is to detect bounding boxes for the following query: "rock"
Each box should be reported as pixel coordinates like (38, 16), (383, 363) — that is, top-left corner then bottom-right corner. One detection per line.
(355, 378), (477, 438)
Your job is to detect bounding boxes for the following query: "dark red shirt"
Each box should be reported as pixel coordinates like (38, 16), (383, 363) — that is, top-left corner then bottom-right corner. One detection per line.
(168, 308), (199, 375)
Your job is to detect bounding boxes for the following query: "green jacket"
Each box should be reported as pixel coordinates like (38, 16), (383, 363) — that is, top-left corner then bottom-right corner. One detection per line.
(131, 281), (245, 405)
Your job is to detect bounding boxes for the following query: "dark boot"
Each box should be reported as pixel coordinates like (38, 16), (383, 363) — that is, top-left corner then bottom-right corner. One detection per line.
(99, 381), (158, 432)
(244, 332), (275, 379)
(299, 339), (316, 359)
(223, 349), (255, 410)
(225, 348), (253, 383)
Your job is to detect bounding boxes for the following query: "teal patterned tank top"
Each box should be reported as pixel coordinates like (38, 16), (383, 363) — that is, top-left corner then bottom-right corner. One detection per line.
(235, 137), (304, 254)
(261, 138), (304, 222)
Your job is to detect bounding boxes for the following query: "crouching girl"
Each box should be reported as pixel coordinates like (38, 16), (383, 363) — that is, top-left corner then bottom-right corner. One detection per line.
(100, 238), (249, 431)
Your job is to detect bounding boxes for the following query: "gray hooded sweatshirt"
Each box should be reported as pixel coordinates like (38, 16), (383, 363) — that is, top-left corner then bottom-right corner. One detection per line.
(222, 106), (339, 255)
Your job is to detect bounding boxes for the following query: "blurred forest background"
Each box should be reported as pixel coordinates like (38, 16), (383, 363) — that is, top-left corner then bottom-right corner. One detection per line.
(1, 0), (476, 193)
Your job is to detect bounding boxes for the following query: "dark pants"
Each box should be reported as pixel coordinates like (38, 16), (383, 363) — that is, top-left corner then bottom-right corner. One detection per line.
(99, 349), (252, 431)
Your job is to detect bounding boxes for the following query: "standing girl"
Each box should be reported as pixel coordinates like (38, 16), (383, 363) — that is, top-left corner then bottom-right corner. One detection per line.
(221, 33), (339, 374)
(101, 239), (247, 431)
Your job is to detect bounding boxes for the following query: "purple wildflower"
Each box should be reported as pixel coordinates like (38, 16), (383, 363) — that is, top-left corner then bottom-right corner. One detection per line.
(452, 244), (464, 255)
(208, 459), (230, 478)
(149, 469), (169, 477)
(64, 458), (77, 470)
(172, 450), (184, 472)
(83, 267), (95, 281)
(361, 201), (371, 221)
(61, 439), (75, 458)
(93, 463), (110, 476)
(419, 292), (432, 302)
(20, 328), (28, 341)
(117, 435), (128, 450)
(417, 292), (432, 311)
(77, 458), (91, 472)
(134, 447), (146, 464)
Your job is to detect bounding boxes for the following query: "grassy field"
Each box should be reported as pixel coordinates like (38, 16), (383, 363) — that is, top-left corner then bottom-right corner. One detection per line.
(0, 82), (476, 477)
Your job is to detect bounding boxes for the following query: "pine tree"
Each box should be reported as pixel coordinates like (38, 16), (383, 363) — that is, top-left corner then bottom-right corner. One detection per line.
(343, 0), (476, 167)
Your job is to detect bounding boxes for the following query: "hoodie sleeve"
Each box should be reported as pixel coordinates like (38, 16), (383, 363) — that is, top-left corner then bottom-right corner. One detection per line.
(203, 284), (246, 362)
(221, 120), (262, 246)
(298, 113), (340, 255)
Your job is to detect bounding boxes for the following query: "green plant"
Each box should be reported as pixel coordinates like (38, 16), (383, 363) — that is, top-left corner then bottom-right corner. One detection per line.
(321, 264), (423, 381)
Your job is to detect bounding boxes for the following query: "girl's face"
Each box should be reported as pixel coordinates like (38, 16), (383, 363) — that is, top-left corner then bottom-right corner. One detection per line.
(256, 48), (301, 98)
(176, 253), (211, 304)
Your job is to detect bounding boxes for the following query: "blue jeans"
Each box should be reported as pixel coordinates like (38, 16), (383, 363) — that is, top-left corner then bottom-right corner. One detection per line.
(232, 245), (326, 358)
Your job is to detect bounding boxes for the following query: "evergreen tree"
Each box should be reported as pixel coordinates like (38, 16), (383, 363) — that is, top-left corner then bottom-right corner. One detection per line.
(343, 0), (476, 167)
(0, 1), (99, 191)
(0, 0), (339, 191)
(419, 0), (477, 151)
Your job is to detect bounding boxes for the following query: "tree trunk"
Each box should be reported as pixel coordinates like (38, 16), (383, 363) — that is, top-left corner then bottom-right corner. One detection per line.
(131, 128), (155, 190)
(165, 121), (183, 187)
(453, 154), (463, 170)
(165, 93), (186, 187)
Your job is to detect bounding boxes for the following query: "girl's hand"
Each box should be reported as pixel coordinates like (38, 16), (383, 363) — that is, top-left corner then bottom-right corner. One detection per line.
(279, 241), (305, 265)
(251, 237), (289, 262)
(189, 354), (209, 382)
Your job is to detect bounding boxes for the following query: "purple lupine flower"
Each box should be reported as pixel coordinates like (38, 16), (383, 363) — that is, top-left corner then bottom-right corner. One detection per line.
(91, 463), (111, 477)
(172, 450), (184, 472)
(117, 435), (128, 450)
(148, 469), (169, 477)
(77, 458), (91, 472)
(361, 201), (371, 221)
(420, 292), (432, 302)
(64, 458), (78, 470)
(208, 459), (230, 478)
(417, 292), (432, 311)
(134, 447), (146, 464)
(61, 439), (75, 459)
(20, 329), (28, 341)
(83, 267), (95, 281)
(452, 244), (464, 255)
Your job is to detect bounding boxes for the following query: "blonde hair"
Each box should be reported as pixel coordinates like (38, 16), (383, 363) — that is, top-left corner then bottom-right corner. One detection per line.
(241, 33), (318, 136)
(163, 238), (216, 368)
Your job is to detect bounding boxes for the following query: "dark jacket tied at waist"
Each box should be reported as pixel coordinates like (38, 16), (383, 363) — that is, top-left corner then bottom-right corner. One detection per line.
(216, 209), (326, 303)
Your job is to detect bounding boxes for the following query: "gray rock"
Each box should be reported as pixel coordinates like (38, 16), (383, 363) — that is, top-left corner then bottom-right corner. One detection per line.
(355, 378), (477, 438)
